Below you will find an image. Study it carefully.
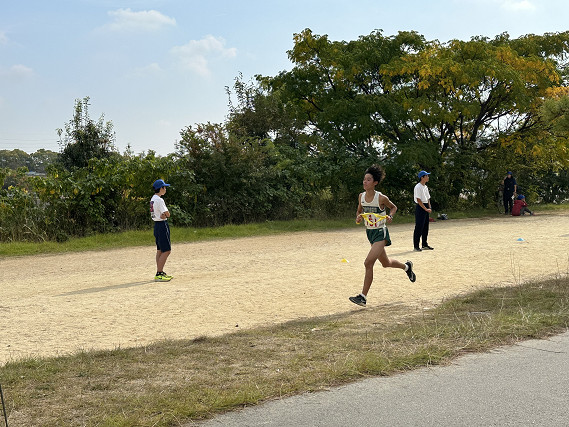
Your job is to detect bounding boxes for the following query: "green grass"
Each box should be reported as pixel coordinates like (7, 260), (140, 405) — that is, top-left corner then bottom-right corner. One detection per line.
(2, 203), (566, 258)
(2, 276), (568, 426)
(0, 218), (353, 257)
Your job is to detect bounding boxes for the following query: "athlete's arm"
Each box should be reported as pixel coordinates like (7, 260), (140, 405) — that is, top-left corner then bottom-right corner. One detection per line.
(355, 194), (364, 223)
(380, 195), (397, 223)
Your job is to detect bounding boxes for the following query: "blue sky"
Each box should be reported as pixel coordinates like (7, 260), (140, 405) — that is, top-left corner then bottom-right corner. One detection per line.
(1, 0), (568, 156)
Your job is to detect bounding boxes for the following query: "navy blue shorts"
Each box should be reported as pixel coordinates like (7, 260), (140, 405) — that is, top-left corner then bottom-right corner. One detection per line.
(154, 221), (171, 252)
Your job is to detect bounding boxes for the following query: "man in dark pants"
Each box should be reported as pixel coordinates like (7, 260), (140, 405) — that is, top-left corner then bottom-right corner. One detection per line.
(413, 171), (433, 252)
(501, 172), (517, 214)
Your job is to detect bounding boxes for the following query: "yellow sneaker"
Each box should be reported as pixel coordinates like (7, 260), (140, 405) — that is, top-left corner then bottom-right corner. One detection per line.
(154, 272), (173, 282)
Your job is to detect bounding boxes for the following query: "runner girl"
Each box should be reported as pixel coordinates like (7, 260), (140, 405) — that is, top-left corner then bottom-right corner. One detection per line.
(349, 165), (416, 307)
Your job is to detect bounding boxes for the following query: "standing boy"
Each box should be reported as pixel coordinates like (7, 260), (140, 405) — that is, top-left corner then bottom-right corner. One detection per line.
(151, 179), (173, 282)
(413, 170), (433, 251)
(349, 164), (416, 307)
(501, 172), (517, 214)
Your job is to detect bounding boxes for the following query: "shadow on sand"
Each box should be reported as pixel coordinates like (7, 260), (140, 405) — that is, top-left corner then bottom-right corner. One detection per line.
(56, 281), (155, 296)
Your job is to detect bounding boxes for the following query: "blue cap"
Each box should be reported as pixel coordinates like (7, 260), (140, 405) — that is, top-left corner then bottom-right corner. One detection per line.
(418, 171), (430, 179)
(517, 194), (525, 200)
(153, 179), (170, 190)
(507, 171), (513, 175)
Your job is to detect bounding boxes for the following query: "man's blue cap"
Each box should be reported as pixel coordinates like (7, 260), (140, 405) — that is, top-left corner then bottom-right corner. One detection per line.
(507, 171), (513, 175)
(517, 194), (525, 200)
(418, 171), (430, 179)
(153, 179), (171, 190)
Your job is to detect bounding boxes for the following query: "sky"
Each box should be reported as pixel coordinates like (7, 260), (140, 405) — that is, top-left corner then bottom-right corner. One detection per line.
(1, 0), (568, 156)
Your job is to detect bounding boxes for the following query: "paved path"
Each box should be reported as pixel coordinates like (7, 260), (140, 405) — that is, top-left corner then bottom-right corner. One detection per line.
(200, 331), (569, 426)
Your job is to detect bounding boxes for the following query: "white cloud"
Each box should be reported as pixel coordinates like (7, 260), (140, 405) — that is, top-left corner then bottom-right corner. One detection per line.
(500, 0), (536, 11)
(103, 8), (176, 32)
(0, 31), (8, 45)
(0, 64), (34, 81)
(170, 35), (237, 77)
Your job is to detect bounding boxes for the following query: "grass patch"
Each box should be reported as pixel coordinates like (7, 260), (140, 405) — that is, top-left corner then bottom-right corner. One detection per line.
(0, 218), (354, 257)
(2, 276), (568, 426)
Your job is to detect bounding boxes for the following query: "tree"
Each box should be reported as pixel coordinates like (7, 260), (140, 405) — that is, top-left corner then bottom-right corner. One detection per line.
(57, 97), (116, 170)
(0, 148), (58, 173)
(257, 29), (434, 207)
(0, 149), (33, 170)
(266, 29), (426, 157)
(262, 29), (569, 209)
(540, 87), (569, 134)
(381, 32), (569, 206)
(176, 123), (279, 225)
(30, 149), (58, 173)
(226, 73), (305, 149)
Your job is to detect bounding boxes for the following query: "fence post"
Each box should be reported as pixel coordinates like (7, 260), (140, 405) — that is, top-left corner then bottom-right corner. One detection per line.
(0, 383), (7, 427)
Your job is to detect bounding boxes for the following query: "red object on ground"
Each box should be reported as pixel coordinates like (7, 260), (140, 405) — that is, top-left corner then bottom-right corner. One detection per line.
(512, 199), (528, 216)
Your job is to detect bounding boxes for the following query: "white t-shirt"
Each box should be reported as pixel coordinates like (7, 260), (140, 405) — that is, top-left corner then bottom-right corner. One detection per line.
(413, 182), (430, 204)
(150, 194), (168, 222)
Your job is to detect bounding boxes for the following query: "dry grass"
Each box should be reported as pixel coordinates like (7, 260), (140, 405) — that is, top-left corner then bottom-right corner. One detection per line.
(1, 276), (568, 426)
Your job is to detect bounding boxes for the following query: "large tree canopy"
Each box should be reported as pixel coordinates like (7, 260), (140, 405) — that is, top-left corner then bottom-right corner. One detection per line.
(253, 29), (569, 208)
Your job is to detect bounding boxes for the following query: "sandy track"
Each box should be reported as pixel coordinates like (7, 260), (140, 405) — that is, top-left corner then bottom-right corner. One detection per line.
(3, 213), (568, 364)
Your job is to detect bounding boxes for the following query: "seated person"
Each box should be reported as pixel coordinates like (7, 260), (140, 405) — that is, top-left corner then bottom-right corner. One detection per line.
(512, 195), (534, 216)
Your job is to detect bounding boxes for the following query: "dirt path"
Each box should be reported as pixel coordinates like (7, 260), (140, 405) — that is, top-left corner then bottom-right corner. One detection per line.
(3, 213), (568, 364)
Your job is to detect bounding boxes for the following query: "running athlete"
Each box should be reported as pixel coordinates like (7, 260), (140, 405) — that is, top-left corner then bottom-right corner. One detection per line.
(349, 165), (416, 307)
